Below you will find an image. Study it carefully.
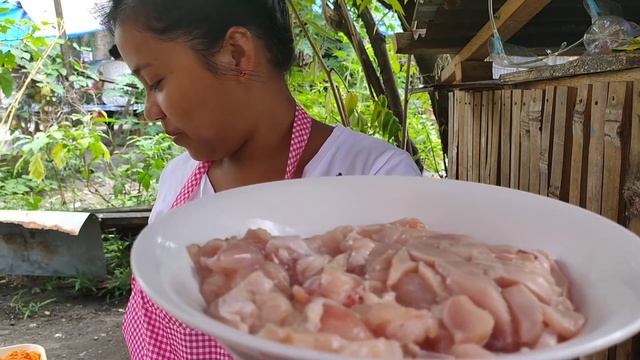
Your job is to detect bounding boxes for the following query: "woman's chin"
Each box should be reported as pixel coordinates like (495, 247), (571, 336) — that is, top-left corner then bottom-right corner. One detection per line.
(185, 148), (217, 162)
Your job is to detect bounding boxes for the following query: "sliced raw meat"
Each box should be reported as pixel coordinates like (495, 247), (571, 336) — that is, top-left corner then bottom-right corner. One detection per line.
(436, 262), (516, 351)
(442, 295), (495, 346)
(319, 302), (373, 341)
(354, 301), (438, 345)
(190, 219), (584, 358)
(541, 303), (586, 339)
(503, 284), (544, 345)
(387, 248), (418, 287)
(449, 343), (495, 358)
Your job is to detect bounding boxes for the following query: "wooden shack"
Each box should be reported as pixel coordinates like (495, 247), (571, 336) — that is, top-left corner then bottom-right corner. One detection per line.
(395, 0), (640, 358)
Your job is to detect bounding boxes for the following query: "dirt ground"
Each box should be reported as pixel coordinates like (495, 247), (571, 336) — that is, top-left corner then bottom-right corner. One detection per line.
(0, 278), (129, 359)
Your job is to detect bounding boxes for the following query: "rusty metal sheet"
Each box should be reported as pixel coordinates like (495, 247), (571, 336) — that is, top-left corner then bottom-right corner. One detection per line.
(0, 211), (106, 279)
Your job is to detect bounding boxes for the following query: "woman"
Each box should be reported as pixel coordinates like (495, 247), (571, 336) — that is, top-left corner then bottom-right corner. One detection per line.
(102, 0), (421, 358)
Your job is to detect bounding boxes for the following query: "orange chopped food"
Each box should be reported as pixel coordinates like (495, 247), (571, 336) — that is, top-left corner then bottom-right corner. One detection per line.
(2, 350), (41, 360)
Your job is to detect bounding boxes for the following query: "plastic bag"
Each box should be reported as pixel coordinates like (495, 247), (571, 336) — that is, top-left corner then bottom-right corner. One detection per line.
(584, 15), (640, 54)
(583, 0), (623, 22)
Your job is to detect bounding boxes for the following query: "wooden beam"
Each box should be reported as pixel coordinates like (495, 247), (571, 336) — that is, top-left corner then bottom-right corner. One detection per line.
(440, 0), (552, 83)
(392, 32), (463, 55)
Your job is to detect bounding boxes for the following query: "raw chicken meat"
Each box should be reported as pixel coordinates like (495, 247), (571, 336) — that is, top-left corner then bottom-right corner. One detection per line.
(188, 218), (585, 358)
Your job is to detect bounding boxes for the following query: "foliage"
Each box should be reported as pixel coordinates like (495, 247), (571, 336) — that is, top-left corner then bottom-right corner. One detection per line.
(0, 1), (443, 298)
(289, 0), (442, 172)
(9, 289), (56, 320)
(41, 234), (133, 301)
(111, 133), (181, 207)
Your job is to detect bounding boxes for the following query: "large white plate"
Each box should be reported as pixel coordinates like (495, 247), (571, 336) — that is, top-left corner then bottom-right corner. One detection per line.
(132, 176), (640, 360)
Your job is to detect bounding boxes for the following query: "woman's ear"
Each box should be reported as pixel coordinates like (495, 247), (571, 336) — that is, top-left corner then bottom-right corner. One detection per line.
(213, 26), (256, 76)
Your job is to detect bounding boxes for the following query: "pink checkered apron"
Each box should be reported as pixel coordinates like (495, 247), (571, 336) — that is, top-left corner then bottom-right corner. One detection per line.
(123, 105), (313, 359)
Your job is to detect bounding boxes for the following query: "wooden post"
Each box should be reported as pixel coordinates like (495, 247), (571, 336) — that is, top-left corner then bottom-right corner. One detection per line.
(480, 92), (491, 183)
(473, 92), (482, 182)
(540, 86), (555, 197)
(528, 89), (544, 194)
(501, 91), (512, 187)
(615, 339), (634, 360)
(602, 82), (628, 221)
(511, 90), (523, 189)
(53, 0), (72, 75)
(550, 87), (577, 202)
(570, 84), (592, 207)
(580, 351), (609, 360)
(586, 82), (609, 213)
(466, 92), (475, 181)
(448, 92), (457, 179)
(459, 92), (470, 181)
(490, 90), (502, 185)
(626, 81), (640, 235)
(519, 90), (532, 192)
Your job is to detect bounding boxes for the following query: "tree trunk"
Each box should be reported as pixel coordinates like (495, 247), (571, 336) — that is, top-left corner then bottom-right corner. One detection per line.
(93, 31), (113, 61)
(358, 6), (404, 123)
(429, 89), (450, 175)
(53, 0), (72, 74)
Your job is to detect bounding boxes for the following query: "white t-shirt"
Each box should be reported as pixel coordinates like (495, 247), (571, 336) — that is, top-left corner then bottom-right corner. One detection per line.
(149, 125), (421, 222)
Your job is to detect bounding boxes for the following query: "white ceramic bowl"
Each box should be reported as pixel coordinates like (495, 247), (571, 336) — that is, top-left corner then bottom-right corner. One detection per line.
(0, 344), (47, 360)
(132, 176), (640, 360)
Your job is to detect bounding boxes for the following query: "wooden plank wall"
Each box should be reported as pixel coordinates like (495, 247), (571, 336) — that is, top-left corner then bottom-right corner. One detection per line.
(448, 80), (640, 359)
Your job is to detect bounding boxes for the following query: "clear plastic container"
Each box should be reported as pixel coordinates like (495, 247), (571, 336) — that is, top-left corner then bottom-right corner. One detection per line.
(0, 344), (47, 360)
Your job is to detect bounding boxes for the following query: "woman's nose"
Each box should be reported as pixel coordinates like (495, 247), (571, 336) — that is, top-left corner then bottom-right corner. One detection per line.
(144, 93), (165, 122)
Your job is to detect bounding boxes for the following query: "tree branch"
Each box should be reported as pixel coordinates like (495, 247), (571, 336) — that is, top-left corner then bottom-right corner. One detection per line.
(288, 0), (349, 126)
(358, 5), (404, 123)
(323, 0), (385, 99)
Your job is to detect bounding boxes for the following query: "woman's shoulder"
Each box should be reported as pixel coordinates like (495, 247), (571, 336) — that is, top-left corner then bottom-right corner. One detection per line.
(304, 125), (422, 177)
(149, 152), (197, 222)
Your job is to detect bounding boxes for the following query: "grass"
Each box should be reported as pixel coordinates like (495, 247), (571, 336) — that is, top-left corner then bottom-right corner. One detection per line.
(6, 233), (133, 315)
(10, 290), (56, 320)
(58, 234), (133, 301)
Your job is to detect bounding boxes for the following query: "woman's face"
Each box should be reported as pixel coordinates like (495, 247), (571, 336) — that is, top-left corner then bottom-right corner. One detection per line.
(115, 21), (251, 161)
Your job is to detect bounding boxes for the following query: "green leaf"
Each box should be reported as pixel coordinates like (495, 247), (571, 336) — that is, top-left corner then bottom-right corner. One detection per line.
(88, 141), (101, 159)
(384, 0), (405, 15)
(381, 111), (402, 141)
(325, 88), (333, 116)
(344, 92), (359, 117)
(30, 37), (49, 48)
(51, 143), (66, 170)
(31, 132), (49, 153)
(1, 52), (17, 69)
(78, 138), (90, 151)
(99, 142), (111, 162)
(138, 172), (152, 191)
(358, 0), (374, 13)
(0, 71), (13, 98)
(13, 156), (27, 176)
(29, 153), (46, 183)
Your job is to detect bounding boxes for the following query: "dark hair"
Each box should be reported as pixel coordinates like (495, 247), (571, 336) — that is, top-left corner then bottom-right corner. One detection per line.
(101, 0), (294, 73)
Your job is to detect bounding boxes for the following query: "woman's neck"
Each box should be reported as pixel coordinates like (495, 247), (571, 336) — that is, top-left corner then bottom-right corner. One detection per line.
(208, 79), (299, 192)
